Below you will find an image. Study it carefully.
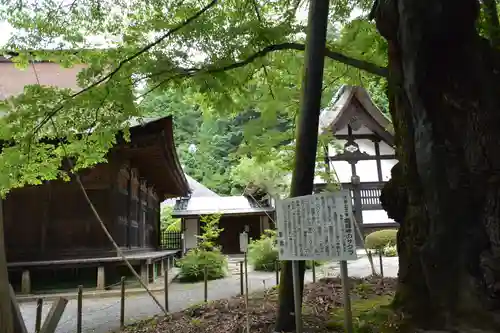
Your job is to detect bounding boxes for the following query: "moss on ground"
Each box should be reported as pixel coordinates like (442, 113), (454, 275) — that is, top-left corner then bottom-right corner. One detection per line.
(327, 295), (410, 332)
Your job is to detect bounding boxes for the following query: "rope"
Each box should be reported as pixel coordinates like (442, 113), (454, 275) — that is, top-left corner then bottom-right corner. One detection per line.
(30, 62), (168, 315)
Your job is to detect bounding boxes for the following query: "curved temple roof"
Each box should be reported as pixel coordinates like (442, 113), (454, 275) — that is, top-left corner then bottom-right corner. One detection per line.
(318, 85), (394, 146)
(118, 116), (190, 199)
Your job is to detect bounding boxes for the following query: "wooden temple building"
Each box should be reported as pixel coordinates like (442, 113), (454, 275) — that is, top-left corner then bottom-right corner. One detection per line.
(172, 189), (275, 254)
(0, 56), (190, 293)
(314, 85), (399, 239)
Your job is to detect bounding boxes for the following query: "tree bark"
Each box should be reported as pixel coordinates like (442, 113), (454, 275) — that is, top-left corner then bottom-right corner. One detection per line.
(0, 199), (14, 333)
(374, 0), (500, 330)
(274, 0), (330, 332)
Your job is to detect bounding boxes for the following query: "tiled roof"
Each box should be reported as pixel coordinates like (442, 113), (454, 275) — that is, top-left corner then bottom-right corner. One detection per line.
(172, 195), (274, 217)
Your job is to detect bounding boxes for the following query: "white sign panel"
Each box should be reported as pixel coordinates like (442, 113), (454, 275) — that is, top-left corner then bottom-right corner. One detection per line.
(239, 231), (249, 253)
(275, 190), (357, 261)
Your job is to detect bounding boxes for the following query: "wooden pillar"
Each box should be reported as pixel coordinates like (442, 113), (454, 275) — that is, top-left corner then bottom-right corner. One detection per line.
(181, 219), (186, 254)
(374, 140), (384, 181)
(148, 262), (156, 283)
(158, 260), (165, 277)
(140, 263), (149, 284)
(97, 266), (105, 290)
(126, 166), (133, 248)
(21, 270), (31, 294)
(351, 180), (364, 246)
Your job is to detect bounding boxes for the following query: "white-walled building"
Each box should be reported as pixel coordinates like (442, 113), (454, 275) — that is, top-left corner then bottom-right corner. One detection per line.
(314, 85), (398, 233)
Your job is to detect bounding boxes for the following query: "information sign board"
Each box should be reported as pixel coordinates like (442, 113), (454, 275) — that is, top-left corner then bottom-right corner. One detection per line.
(275, 190), (357, 261)
(239, 231), (249, 253)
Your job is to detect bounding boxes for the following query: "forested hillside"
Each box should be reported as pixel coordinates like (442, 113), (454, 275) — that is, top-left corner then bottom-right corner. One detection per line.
(141, 63), (389, 196)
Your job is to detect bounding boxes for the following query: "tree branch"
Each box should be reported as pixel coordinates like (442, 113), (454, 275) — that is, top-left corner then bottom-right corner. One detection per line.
(31, 0), (218, 135)
(194, 42), (388, 78)
(139, 42), (387, 99)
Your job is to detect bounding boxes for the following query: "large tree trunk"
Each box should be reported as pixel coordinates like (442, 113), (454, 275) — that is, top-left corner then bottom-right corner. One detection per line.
(375, 0), (500, 330)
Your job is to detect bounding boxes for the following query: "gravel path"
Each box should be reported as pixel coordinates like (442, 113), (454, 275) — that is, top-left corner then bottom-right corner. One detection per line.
(20, 256), (398, 333)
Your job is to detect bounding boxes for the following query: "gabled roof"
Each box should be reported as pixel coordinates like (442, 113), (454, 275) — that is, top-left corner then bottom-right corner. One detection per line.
(172, 195), (274, 218)
(185, 175), (219, 197)
(318, 85), (394, 146)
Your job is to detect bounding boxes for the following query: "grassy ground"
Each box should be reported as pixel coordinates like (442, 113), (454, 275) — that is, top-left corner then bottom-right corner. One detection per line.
(119, 276), (404, 333)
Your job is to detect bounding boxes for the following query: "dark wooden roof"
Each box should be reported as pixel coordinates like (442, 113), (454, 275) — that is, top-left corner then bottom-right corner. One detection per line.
(114, 116), (190, 199)
(318, 85), (394, 146)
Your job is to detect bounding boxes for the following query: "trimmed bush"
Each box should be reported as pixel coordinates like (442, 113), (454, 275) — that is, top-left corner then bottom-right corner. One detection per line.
(365, 229), (398, 251)
(178, 249), (228, 282)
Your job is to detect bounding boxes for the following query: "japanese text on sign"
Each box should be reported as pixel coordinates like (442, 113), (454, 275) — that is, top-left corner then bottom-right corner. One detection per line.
(275, 190), (357, 261)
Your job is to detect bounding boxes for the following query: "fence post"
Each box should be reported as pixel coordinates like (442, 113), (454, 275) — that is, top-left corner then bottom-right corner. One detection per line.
(275, 261), (280, 285)
(77, 285), (83, 333)
(312, 262), (316, 283)
(120, 277), (125, 328)
(240, 261), (244, 296)
(204, 265), (208, 303)
(164, 267), (169, 312)
(35, 298), (43, 333)
(40, 297), (68, 333)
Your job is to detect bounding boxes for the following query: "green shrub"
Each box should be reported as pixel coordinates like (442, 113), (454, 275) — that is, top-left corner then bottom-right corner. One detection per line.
(197, 213), (223, 251)
(382, 244), (398, 257)
(178, 248), (228, 282)
(365, 229), (398, 251)
(305, 260), (325, 269)
(248, 230), (278, 271)
(248, 229), (325, 271)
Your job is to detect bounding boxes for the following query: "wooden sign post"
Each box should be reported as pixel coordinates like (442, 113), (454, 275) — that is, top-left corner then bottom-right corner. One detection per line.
(239, 231), (250, 333)
(276, 191), (358, 333)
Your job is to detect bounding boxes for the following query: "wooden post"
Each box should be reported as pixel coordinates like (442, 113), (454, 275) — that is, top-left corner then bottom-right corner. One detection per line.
(140, 263), (149, 285)
(275, 261), (279, 285)
(244, 253), (249, 299)
(164, 268), (169, 312)
(312, 262), (316, 283)
(21, 270), (31, 294)
(148, 263), (156, 283)
(159, 260), (165, 277)
(40, 298), (68, 333)
(203, 265), (208, 303)
(97, 266), (105, 290)
(239, 261), (244, 296)
(35, 298), (43, 333)
(120, 277), (125, 329)
(77, 285), (83, 333)
(340, 261), (354, 333)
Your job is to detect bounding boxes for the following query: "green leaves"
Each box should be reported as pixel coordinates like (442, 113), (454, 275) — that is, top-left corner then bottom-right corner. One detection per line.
(0, 0), (393, 196)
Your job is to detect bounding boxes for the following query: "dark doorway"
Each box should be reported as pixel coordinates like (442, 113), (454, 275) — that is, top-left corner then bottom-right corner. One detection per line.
(217, 215), (261, 254)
